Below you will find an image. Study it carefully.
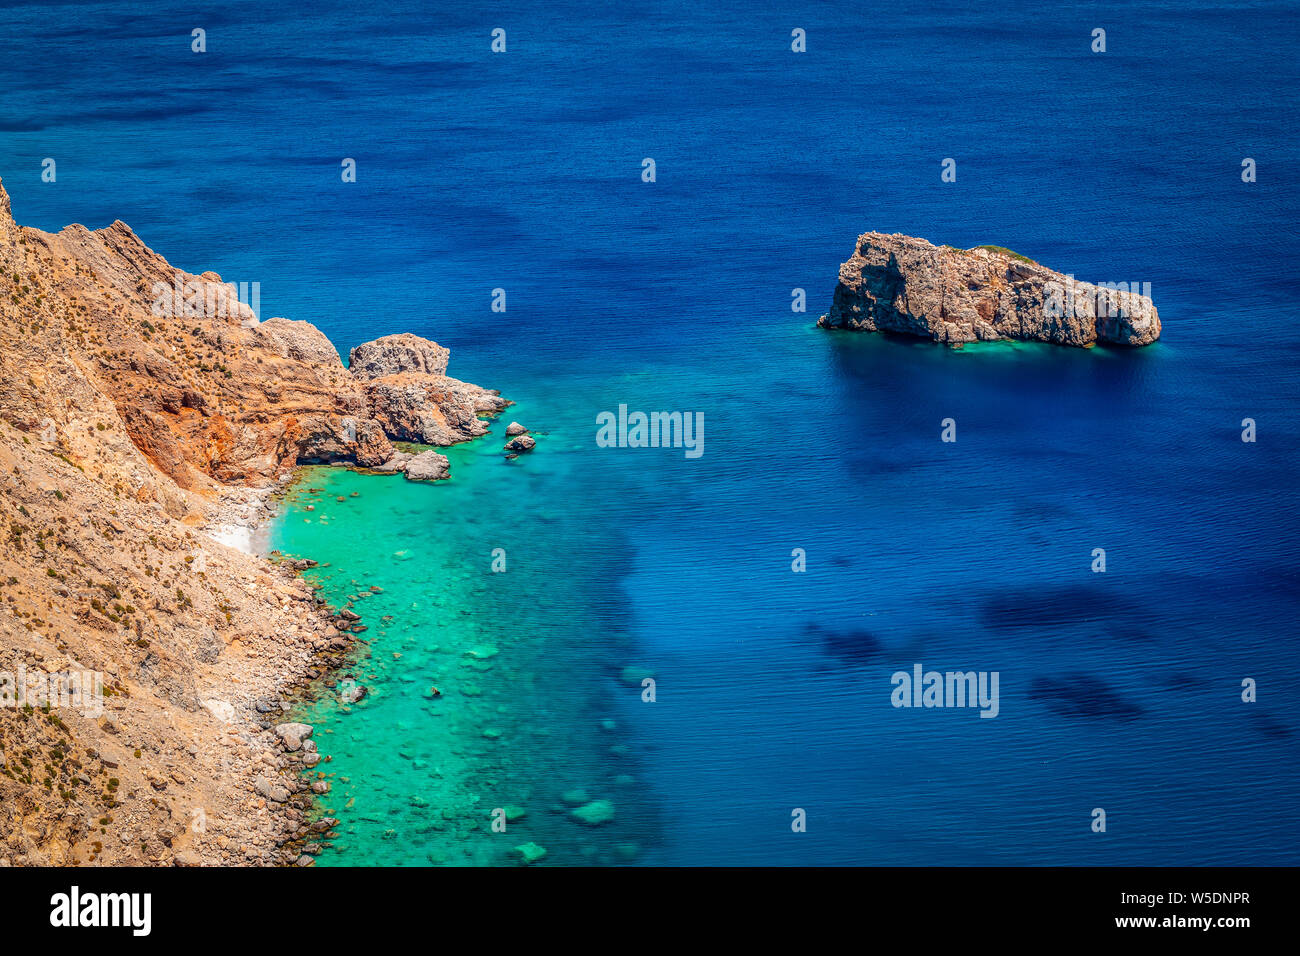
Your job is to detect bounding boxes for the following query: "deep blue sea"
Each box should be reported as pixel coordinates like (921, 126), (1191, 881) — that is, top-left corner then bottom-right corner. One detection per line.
(4, 0), (1299, 864)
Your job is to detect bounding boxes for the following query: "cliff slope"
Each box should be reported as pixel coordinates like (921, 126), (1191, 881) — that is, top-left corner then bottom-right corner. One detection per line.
(0, 176), (504, 865)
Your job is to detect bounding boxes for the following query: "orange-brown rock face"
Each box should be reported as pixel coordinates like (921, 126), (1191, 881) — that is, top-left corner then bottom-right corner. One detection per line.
(0, 176), (505, 493)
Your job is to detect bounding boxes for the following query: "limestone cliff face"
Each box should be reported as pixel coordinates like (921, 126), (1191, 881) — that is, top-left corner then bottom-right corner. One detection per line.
(818, 232), (1161, 347)
(349, 333), (449, 378)
(349, 335), (509, 445)
(0, 175), (507, 866)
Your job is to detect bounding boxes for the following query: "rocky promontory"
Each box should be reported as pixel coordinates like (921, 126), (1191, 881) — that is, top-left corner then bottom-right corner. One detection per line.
(0, 186), (506, 488)
(351, 335), (509, 447)
(0, 174), (507, 866)
(818, 232), (1161, 347)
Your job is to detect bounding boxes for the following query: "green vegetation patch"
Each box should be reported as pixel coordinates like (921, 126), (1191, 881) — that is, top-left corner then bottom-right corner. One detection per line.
(972, 245), (1037, 264)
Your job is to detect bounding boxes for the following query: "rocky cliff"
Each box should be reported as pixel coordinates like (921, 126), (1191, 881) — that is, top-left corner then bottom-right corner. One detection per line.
(818, 232), (1161, 347)
(2, 205), (507, 489)
(350, 335), (507, 446)
(0, 175), (506, 866)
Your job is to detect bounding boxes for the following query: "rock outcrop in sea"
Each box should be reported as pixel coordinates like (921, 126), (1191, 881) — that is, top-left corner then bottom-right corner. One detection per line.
(352, 335), (508, 449)
(818, 232), (1161, 347)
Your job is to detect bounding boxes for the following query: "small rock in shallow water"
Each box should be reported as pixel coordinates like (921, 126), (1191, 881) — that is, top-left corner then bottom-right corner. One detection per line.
(620, 666), (656, 686)
(571, 799), (615, 826)
(514, 841), (547, 865)
(505, 422), (529, 436)
(504, 435), (536, 453)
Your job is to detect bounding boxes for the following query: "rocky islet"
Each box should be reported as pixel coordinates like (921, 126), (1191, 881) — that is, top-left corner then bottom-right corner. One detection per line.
(819, 231), (1161, 347)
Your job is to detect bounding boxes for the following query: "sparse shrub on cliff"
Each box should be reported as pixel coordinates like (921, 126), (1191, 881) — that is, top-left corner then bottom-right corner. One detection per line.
(974, 245), (1036, 264)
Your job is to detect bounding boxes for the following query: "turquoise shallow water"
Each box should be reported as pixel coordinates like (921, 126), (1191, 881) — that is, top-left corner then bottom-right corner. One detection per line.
(270, 401), (662, 866)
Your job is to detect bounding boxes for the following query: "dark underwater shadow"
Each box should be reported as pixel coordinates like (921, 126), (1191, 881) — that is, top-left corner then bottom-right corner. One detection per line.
(801, 622), (883, 666)
(980, 583), (1149, 631)
(1028, 674), (1144, 721)
(1248, 712), (1293, 739)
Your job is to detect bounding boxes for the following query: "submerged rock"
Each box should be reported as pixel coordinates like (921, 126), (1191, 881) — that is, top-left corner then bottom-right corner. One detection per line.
(620, 666), (656, 686)
(571, 799), (615, 826)
(514, 841), (547, 865)
(819, 232), (1161, 347)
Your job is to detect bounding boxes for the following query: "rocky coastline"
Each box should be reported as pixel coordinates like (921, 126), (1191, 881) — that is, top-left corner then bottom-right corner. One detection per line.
(0, 174), (509, 866)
